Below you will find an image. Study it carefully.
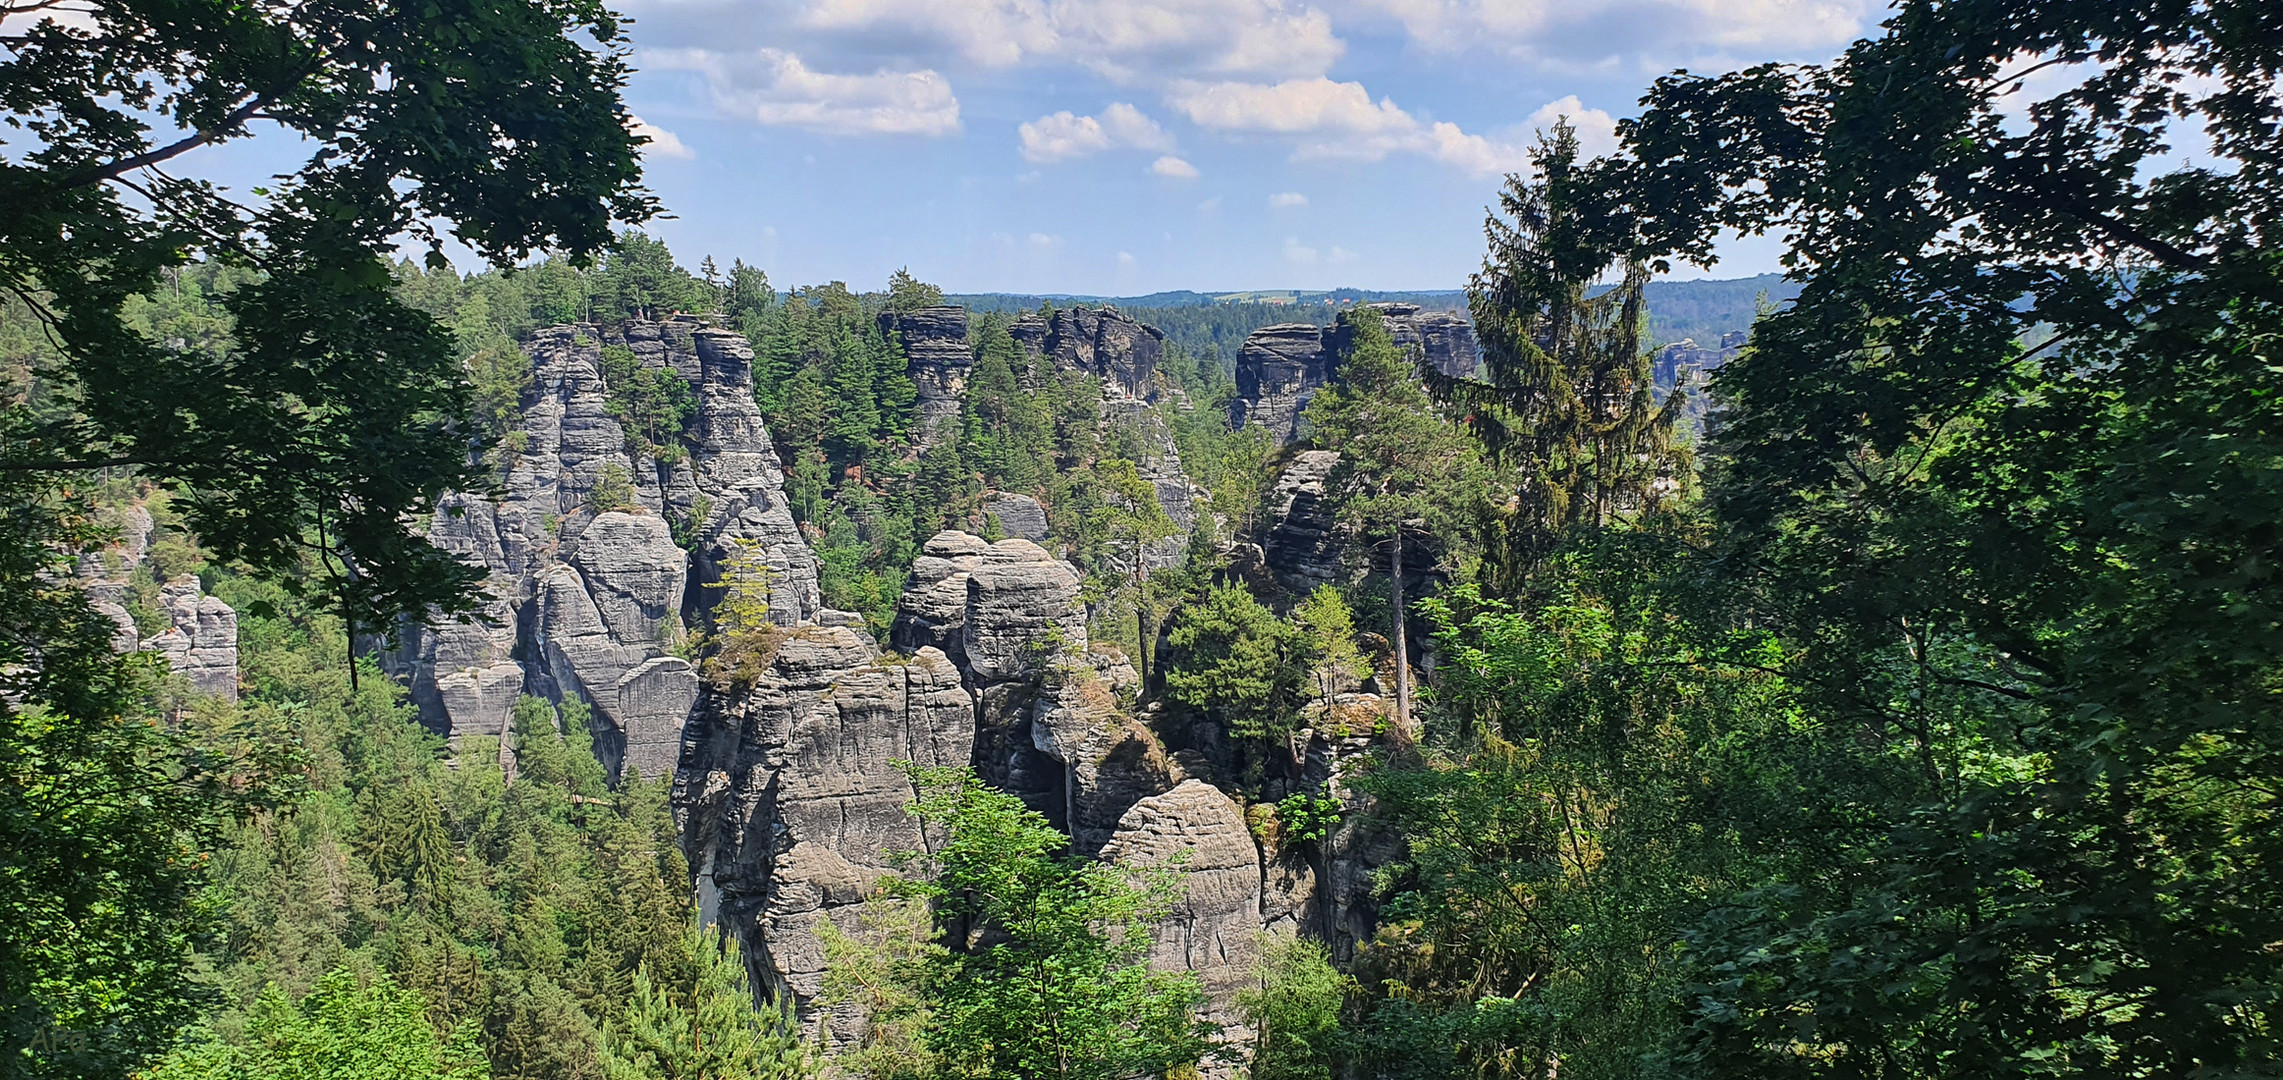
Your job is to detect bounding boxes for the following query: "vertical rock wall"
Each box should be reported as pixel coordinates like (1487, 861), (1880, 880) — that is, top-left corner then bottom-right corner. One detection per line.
(386, 316), (819, 779)
(1232, 303), (1480, 443)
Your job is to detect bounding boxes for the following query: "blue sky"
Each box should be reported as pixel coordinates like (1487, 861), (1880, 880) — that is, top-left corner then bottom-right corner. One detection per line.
(610, 0), (1876, 294)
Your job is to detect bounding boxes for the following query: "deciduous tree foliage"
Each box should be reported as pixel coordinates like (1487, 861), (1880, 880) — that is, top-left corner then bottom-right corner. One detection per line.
(2, 4), (650, 1070)
(144, 969), (489, 1080)
(1561, 0), (2283, 1072)
(837, 765), (1217, 1080)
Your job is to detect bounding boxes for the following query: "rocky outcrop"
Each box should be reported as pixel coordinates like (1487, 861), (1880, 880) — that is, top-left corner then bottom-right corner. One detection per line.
(78, 502), (239, 699)
(386, 316), (818, 776)
(883, 305), (972, 449)
(1010, 305), (1165, 399)
(978, 492), (1049, 542)
(1261, 450), (1347, 594)
(1232, 305), (1479, 443)
(1102, 780), (1263, 1033)
(145, 580), (240, 699)
(1231, 323), (1335, 444)
(682, 628), (973, 1043)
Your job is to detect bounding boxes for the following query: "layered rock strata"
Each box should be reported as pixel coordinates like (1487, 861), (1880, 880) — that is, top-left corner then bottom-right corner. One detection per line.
(1008, 306), (1203, 563)
(79, 502), (240, 699)
(1231, 304), (1479, 442)
(386, 316), (818, 778)
(882, 305), (972, 449)
(1009, 304), (1165, 399)
(682, 627), (972, 1042)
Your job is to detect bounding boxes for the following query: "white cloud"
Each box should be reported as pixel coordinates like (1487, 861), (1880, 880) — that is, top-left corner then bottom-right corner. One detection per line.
(1283, 236), (1318, 263)
(1269, 191), (1308, 207)
(1520, 95), (1620, 158)
(791, 0), (1342, 81)
(1150, 155), (1200, 178)
(1019, 102), (1174, 162)
(629, 115), (696, 159)
(1357, 0), (1871, 66)
(1118, 250), (1138, 266)
(1171, 76), (1537, 175)
(1028, 232), (1062, 246)
(1328, 245), (1359, 263)
(1197, 194), (1224, 211)
(1171, 78), (1414, 135)
(646, 47), (961, 136)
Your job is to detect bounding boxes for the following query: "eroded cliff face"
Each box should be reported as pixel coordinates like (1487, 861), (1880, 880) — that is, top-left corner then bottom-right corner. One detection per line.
(385, 316), (819, 780)
(1231, 303), (1480, 442)
(881, 305), (972, 450)
(79, 502), (240, 699)
(376, 308), (1406, 1064)
(683, 528), (1397, 1051)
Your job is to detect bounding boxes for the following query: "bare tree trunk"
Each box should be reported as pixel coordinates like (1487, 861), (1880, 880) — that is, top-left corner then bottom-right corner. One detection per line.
(1133, 552), (1150, 682)
(1390, 528), (1411, 736)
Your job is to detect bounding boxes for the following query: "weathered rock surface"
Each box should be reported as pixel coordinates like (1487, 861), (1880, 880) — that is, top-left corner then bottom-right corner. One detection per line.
(883, 305), (972, 449)
(78, 504), (239, 698)
(978, 492), (1050, 542)
(1232, 304), (1479, 443)
(1102, 780), (1263, 1033)
(1010, 305), (1165, 399)
(1231, 323), (1333, 444)
(385, 316), (818, 775)
(682, 628), (973, 1043)
(145, 579), (240, 699)
(1261, 449), (1347, 593)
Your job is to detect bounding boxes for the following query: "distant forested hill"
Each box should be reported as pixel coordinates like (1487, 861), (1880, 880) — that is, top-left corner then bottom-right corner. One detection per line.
(1638, 273), (1803, 347)
(948, 274), (1802, 368)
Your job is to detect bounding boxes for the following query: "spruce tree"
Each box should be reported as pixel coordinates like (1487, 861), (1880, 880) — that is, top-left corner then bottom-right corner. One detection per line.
(1452, 121), (1690, 581)
(1303, 307), (1485, 735)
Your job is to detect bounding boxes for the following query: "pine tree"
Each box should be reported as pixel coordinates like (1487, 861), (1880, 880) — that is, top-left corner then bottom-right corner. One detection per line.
(1088, 458), (1179, 678)
(1293, 586), (1368, 720)
(599, 923), (810, 1080)
(1303, 307), (1485, 735)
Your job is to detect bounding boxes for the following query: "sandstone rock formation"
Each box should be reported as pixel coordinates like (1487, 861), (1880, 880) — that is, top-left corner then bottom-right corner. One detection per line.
(386, 316), (818, 778)
(1101, 780), (1263, 1031)
(145, 580), (241, 700)
(882, 305), (972, 449)
(1261, 449), (1347, 594)
(1232, 303), (1479, 443)
(978, 492), (1049, 542)
(682, 627), (973, 1041)
(1010, 305), (1204, 559)
(1010, 304), (1165, 399)
(78, 502), (240, 699)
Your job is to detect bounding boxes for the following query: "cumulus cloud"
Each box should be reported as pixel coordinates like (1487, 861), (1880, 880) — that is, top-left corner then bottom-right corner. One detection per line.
(646, 47), (961, 135)
(1284, 236), (1318, 263)
(788, 0), (1342, 81)
(629, 115), (696, 159)
(1170, 78), (1414, 135)
(1150, 155), (1201, 178)
(1171, 76), (1540, 175)
(1269, 191), (1308, 207)
(1019, 102), (1175, 162)
(1520, 95), (1620, 158)
(1357, 0), (1871, 66)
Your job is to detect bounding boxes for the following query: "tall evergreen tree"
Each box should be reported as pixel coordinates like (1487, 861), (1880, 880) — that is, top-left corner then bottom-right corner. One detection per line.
(1304, 307), (1486, 734)
(599, 923), (809, 1080)
(1447, 121), (1690, 583)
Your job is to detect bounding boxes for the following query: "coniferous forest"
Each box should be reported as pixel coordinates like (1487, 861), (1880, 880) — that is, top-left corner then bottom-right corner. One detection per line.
(5, 1), (2282, 1079)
